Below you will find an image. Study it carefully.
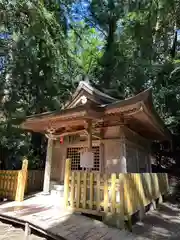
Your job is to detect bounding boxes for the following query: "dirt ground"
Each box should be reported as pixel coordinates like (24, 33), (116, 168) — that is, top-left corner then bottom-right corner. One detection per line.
(133, 201), (180, 239)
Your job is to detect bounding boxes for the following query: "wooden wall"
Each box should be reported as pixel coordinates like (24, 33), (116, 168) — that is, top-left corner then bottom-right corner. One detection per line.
(124, 127), (152, 172)
(104, 139), (121, 173)
(51, 141), (66, 183)
(50, 125), (152, 187)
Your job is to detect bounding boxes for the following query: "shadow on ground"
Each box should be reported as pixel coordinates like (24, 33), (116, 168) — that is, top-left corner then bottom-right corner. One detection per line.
(0, 195), (133, 240)
(132, 202), (180, 240)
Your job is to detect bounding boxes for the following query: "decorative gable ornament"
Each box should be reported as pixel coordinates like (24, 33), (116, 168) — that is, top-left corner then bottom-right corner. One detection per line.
(64, 80), (117, 109)
(81, 95), (87, 105)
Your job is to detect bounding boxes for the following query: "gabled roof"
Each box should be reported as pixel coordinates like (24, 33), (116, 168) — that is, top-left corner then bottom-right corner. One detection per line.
(64, 81), (117, 109)
(20, 81), (171, 141)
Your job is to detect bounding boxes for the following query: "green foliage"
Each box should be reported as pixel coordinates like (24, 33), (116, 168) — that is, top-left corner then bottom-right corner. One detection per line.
(1, 0), (180, 168)
(0, 0), (76, 168)
(68, 21), (104, 76)
(88, 0), (180, 133)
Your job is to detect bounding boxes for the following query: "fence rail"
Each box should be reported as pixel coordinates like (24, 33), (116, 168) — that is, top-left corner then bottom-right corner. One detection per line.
(0, 159), (28, 201)
(0, 170), (19, 200)
(0, 160), (44, 202)
(64, 159), (169, 228)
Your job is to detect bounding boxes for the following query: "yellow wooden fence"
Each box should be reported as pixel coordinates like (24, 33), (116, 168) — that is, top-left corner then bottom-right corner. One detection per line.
(0, 170), (19, 200)
(64, 159), (169, 228)
(0, 159), (44, 202)
(0, 158), (28, 201)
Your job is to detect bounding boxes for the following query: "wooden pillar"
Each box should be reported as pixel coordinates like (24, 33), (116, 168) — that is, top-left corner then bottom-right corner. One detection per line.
(136, 149), (140, 172)
(147, 142), (152, 172)
(120, 133), (127, 173)
(43, 138), (53, 194)
(100, 142), (105, 172)
(87, 120), (92, 151)
(146, 154), (152, 172)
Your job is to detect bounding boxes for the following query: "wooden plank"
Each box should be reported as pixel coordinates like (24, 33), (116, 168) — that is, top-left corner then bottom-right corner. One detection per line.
(87, 120), (92, 151)
(3, 172), (6, 197)
(64, 159), (71, 207)
(15, 159), (28, 202)
(119, 174), (124, 216)
(145, 174), (151, 204)
(89, 173), (93, 209)
(96, 173), (101, 211)
(83, 172), (87, 209)
(164, 173), (169, 193)
(123, 174), (131, 215)
(135, 174), (145, 221)
(104, 174), (108, 213)
(3, 171), (6, 197)
(133, 174), (139, 211)
(10, 173), (13, 198)
(111, 173), (116, 214)
(76, 172), (81, 209)
(118, 174), (125, 228)
(151, 173), (155, 199)
(154, 173), (159, 199)
(70, 172), (75, 208)
(100, 143), (104, 172)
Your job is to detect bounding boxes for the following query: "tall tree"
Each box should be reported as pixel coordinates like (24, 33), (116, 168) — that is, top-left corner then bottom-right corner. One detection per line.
(0, 0), (76, 168)
(68, 21), (104, 77)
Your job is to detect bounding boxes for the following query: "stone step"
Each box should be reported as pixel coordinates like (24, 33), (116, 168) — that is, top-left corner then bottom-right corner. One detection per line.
(53, 184), (64, 191)
(51, 189), (64, 198)
(51, 184), (64, 198)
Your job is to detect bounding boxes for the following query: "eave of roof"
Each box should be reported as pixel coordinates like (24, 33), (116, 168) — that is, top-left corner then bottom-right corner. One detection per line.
(24, 87), (150, 120)
(105, 88), (151, 111)
(20, 86), (171, 140)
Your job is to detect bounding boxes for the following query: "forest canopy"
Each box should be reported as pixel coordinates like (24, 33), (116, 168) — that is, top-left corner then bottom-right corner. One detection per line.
(0, 0), (180, 169)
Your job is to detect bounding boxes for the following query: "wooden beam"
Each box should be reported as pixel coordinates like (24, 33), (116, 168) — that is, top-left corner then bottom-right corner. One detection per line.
(87, 120), (92, 151)
(54, 129), (87, 138)
(119, 129), (127, 173)
(92, 133), (101, 139)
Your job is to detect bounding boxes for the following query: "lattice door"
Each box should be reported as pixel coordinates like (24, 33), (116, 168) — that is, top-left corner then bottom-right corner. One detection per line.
(67, 146), (100, 171)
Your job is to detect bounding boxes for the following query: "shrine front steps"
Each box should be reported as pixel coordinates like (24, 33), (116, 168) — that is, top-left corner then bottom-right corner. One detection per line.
(51, 184), (64, 198)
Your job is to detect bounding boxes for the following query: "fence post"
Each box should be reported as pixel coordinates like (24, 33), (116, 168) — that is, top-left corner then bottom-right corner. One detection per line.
(135, 174), (145, 221)
(15, 158), (28, 202)
(64, 159), (71, 207)
(165, 173), (169, 193)
(119, 174), (125, 229)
